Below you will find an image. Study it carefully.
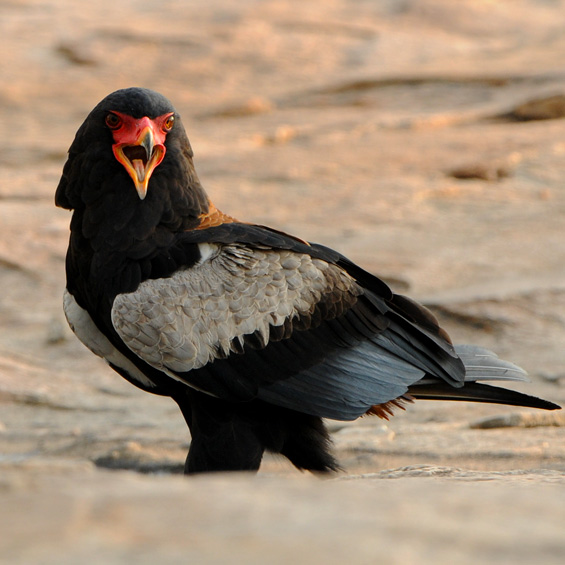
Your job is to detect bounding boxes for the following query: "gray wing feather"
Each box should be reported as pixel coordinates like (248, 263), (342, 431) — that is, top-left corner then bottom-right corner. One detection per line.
(258, 337), (424, 420)
(112, 243), (359, 376)
(454, 344), (528, 382)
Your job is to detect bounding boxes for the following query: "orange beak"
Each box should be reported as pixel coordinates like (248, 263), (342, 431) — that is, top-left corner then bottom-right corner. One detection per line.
(111, 115), (168, 200)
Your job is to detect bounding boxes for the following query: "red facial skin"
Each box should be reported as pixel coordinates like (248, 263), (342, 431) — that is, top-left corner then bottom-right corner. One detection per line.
(107, 111), (174, 199)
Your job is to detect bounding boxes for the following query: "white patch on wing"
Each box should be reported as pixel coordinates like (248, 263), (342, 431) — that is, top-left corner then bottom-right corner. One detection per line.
(197, 242), (219, 264)
(111, 245), (359, 375)
(63, 289), (157, 389)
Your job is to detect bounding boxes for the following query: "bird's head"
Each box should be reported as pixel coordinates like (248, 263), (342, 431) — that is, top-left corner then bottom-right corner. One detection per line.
(56, 87), (207, 216)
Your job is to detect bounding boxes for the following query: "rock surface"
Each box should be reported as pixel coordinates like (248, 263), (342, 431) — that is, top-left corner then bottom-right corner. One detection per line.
(1, 1), (565, 563)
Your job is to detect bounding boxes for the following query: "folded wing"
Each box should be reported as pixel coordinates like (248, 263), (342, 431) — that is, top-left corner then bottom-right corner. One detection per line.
(111, 231), (473, 419)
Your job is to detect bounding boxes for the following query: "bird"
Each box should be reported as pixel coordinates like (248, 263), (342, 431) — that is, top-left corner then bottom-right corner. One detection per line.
(56, 87), (560, 474)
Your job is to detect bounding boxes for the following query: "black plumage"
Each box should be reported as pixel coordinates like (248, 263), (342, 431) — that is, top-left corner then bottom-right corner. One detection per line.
(56, 87), (560, 474)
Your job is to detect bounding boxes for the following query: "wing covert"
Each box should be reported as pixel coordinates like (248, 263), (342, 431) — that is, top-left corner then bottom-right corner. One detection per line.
(112, 242), (361, 380)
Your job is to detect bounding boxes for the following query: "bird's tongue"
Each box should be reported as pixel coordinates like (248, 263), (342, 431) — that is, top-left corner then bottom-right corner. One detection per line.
(132, 159), (147, 182)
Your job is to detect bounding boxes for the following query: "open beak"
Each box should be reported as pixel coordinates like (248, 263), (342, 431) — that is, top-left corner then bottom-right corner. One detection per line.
(112, 117), (167, 200)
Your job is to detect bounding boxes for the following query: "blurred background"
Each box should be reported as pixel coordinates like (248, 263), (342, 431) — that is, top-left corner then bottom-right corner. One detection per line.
(1, 1), (565, 563)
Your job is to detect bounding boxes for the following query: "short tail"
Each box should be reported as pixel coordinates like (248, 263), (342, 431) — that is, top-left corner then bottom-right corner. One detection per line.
(408, 345), (561, 411)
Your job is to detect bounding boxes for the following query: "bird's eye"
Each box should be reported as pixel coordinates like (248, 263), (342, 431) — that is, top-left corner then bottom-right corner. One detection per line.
(105, 113), (122, 130)
(163, 115), (175, 132)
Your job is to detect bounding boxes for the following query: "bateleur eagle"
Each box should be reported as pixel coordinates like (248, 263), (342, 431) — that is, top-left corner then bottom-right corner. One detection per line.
(56, 87), (560, 474)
